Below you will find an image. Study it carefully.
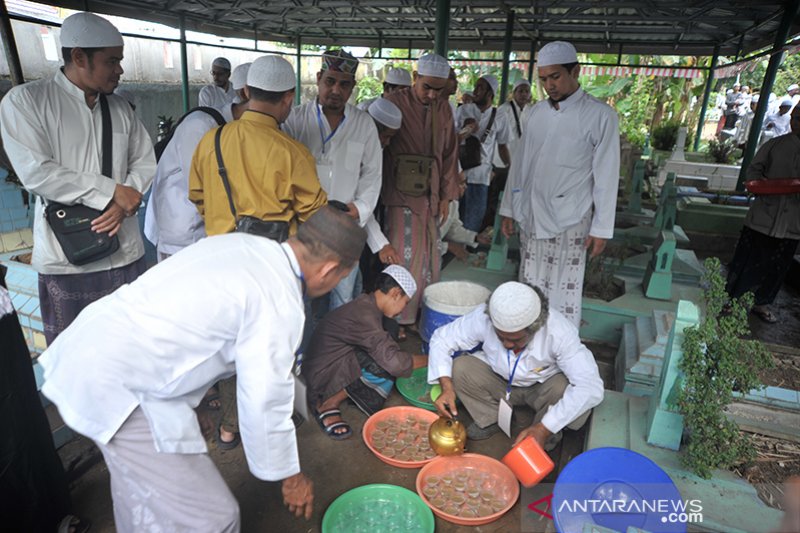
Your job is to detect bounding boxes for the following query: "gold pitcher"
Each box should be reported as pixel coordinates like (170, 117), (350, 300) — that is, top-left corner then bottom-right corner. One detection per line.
(428, 414), (467, 456)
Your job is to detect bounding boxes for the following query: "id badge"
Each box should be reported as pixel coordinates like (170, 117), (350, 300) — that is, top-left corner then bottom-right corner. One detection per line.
(498, 396), (513, 437)
(293, 375), (309, 422)
(315, 162), (332, 192)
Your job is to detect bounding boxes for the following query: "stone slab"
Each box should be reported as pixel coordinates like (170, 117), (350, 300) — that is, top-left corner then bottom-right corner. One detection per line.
(725, 402), (800, 442)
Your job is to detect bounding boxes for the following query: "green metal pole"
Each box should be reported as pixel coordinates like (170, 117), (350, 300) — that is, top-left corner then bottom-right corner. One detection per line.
(693, 46), (719, 152)
(179, 15), (189, 112)
(0, 1), (24, 85)
(295, 35), (302, 105)
(499, 11), (514, 103)
(737, 0), (800, 191)
(434, 0), (450, 57)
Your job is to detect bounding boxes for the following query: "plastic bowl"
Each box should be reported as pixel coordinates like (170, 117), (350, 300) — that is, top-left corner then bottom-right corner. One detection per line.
(322, 483), (435, 533)
(396, 367), (437, 411)
(501, 435), (555, 488)
(415, 453), (519, 526)
(363, 406), (439, 468)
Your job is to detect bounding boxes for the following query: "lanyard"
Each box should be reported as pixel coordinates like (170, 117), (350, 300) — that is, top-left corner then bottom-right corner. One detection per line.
(316, 104), (346, 155)
(279, 244), (306, 297)
(505, 349), (523, 400)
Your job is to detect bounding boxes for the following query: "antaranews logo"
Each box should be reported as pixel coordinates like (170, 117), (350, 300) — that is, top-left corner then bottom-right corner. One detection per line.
(521, 486), (704, 533)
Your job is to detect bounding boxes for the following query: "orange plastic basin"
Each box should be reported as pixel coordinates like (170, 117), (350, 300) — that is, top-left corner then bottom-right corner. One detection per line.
(501, 436), (554, 488)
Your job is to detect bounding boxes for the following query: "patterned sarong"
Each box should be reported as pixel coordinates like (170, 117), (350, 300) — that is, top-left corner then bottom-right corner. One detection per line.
(519, 213), (592, 328)
(385, 206), (441, 325)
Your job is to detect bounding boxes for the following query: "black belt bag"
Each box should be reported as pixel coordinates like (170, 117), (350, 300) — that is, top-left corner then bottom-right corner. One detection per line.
(45, 94), (120, 265)
(235, 217), (289, 242)
(214, 125), (288, 243)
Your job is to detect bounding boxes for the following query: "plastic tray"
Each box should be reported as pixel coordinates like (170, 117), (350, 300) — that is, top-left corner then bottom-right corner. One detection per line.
(745, 178), (800, 195)
(322, 483), (435, 533)
(553, 447), (686, 533)
(362, 406), (439, 468)
(415, 453), (519, 526)
(396, 367), (437, 411)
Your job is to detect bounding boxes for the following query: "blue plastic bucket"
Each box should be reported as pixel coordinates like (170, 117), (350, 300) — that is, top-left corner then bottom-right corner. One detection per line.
(420, 281), (491, 346)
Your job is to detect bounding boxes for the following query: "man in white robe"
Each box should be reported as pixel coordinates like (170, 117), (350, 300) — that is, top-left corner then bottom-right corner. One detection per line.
(0, 12), (155, 343)
(283, 49), (382, 309)
(198, 57), (236, 108)
(145, 63), (250, 261)
(500, 41), (620, 328)
(38, 206), (366, 532)
(356, 67), (412, 111)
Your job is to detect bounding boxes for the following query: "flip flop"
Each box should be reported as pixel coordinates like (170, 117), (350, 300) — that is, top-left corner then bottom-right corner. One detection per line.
(313, 408), (352, 441)
(751, 307), (778, 324)
(216, 426), (241, 450)
(58, 515), (91, 533)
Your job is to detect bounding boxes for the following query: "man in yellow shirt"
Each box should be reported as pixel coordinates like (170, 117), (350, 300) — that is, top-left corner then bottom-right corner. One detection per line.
(189, 54), (327, 449)
(190, 55), (327, 238)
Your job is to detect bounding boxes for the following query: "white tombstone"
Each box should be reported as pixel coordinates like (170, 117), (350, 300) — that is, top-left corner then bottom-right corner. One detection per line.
(670, 127), (687, 161)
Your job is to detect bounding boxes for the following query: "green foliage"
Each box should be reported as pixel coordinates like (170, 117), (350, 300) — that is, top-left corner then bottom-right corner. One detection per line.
(651, 120), (694, 151)
(729, 52), (800, 96)
(356, 76), (383, 103)
(707, 137), (739, 164)
(678, 257), (773, 479)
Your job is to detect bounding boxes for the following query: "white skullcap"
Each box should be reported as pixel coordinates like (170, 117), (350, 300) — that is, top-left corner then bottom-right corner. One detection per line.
(480, 75), (499, 96)
(489, 282), (542, 332)
(726, 89), (733, 94)
(780, 97), (794, 107)
(247, 55), (296, 92)
(417, 54), (450, 78)
(114, 88), (136, 108)
(368, 98), (402, 130)
(231, 62), (251, 90)
(462, 91), (474, 98)
(788, 83), (800, 92)
(382, 265), (417, 298)
(60, 12), (123, 49)
(513, 79), (531, 91)
(212, 57), (231, 70)
(752, 94), (760, 103)
(385, 67), (412, 86)
(537, 41), (578, 68)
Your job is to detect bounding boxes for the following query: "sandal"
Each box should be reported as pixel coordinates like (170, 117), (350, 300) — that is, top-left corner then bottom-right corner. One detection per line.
(58, 515), (91, 533)
(751, 307), (778, 324)
(216, 426), (241, 450)
(313, 408), (352, 441)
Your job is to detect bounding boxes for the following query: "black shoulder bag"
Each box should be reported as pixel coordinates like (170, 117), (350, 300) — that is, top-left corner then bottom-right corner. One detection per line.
(213, 125), (289, 242)
(459, 107), (497, 170)
(44, 94), (120, 266)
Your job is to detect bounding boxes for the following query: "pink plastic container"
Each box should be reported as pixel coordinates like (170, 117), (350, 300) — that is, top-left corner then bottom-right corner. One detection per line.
(501, 436), (554, 488)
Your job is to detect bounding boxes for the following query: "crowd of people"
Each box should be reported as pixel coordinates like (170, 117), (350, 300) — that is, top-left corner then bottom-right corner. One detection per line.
(718, 81), (800, 149)
(1, 9), (796, 533)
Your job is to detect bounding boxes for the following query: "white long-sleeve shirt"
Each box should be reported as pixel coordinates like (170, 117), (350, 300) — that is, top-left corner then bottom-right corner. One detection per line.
(282, 100), (382, 226)
(458, 104), (510, 187)
(500, 88), (620, 239)
(0, 70), (156, 274)
(198, 83), (235, 108)
(427, 304), (604, 434)
(493, 100), (526, 168)
(39, 234), (305, 481)
(144, 105), (233, 255)
(764, 111), (791, 136)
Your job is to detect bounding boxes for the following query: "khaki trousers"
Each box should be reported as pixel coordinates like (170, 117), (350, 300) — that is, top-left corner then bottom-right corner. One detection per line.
(452, 355), (591, 440)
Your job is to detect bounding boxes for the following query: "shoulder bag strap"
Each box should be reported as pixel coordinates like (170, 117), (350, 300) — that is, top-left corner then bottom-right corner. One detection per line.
(214, 125), (238, 222)
(99, 94), (113, 179)
(510, 102), (521, 137)
(480, 108), (497, 143)
(431, 103), (437, 157)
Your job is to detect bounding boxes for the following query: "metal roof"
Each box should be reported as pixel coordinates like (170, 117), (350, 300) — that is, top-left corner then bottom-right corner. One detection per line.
(38, 1), (800, 56)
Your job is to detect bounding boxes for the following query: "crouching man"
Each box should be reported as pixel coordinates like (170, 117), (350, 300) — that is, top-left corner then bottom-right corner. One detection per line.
(428, 281), (604, 449)
(303, 265), (425, 440)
